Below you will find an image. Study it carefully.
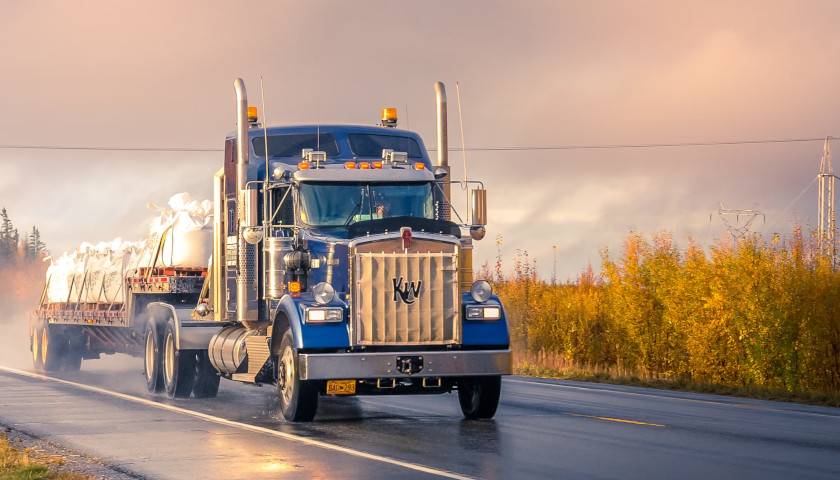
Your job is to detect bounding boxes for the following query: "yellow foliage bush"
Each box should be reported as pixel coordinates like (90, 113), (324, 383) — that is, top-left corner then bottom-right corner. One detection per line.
(493, 230), (840, 397)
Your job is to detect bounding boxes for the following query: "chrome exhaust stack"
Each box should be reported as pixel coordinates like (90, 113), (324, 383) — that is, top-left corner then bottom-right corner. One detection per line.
(434, 81), (451, 220)
(234, 78), (261, 328)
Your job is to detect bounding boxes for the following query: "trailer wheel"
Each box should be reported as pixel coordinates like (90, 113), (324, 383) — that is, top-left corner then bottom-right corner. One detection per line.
(40, 323), (65, 372)
(192, 351), (220, 398)
(31, 324), (43, 371)
(162, 319), (197, 399)
(458, 375), (502, 420)
(276, 330), (318, 422)
(144, 321), (164, 393)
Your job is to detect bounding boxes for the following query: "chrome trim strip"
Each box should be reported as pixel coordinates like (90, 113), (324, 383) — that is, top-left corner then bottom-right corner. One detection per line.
(298, 349), (511, 380)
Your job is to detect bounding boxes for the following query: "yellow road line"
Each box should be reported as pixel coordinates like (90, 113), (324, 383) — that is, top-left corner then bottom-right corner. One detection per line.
(569, 413), (666, 427)
(0, 365), (474, 480)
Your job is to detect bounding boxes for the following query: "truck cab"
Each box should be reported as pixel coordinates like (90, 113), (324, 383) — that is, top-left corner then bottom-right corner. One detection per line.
(145, 80), (511, 422)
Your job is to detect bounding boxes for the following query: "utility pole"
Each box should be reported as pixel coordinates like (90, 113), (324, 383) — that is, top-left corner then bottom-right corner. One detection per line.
(818, 137), (836, 266)
(712, 203), (765, 244)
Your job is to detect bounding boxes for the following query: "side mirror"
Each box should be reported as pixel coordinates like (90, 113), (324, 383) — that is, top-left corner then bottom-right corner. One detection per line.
(471, 188), (487, 226)
(433, 167), (448, 180)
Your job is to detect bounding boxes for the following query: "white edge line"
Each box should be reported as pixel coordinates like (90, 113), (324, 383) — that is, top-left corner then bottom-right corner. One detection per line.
(504, 378), (840, 419)
(0, 366), (473, 480)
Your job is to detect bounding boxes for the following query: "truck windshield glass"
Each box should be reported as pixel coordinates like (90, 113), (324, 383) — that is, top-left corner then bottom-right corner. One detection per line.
(348, 134), (423, 158)
(253, 133), (339, 158)
(299, 182), (434, 227)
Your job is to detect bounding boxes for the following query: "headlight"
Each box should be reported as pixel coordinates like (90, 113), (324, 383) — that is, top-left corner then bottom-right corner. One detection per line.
(312, 282), (336, 305)
(305, 307), (343, 323)
(470, 280), (492, 303)
(466, 305), (501, 320)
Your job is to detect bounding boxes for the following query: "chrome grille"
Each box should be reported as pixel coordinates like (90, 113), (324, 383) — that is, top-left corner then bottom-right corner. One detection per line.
(351, 243), (460, 346)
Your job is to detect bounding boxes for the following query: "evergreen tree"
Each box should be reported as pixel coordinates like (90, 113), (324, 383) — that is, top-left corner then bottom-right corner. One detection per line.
(0, 208), (14, 266)
(27, 226), (46, 262)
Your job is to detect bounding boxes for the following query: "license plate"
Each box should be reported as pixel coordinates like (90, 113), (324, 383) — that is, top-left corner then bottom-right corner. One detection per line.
(326, 380), (356, 395)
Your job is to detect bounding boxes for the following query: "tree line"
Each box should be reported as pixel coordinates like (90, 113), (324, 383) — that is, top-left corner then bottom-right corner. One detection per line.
(0, 207), (46, 266)
(489, 229), (840, 399)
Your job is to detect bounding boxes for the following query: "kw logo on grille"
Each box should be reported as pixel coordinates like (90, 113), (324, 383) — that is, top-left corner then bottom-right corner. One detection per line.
(392, 277), (422, 304)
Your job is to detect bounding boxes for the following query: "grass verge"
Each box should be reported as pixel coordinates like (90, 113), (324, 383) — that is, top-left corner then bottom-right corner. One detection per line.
(514, 351), (840, 408)
(0, 435), (88, 480)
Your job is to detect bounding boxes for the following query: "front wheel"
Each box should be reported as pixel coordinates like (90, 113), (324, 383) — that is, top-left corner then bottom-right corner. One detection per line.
(276, 330), (318, 422)
(458, 376), (502, 419)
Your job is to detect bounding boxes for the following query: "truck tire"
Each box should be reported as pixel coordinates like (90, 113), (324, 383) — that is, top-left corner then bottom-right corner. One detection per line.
(40, 323), (65, 372)
(61, 326), (83, 372)
(276, 330), (318, 422)
(192, 351), (220, 398)
(31, 324), (43, 371)
(458, 375), (502, 419)
(144, 321), (164, 393)
(162, 318), (197, 399)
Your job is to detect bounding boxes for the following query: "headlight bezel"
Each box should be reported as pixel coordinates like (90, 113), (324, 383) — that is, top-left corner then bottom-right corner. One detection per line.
(304, 306), (344, 324)
(465, 304), (502, 321)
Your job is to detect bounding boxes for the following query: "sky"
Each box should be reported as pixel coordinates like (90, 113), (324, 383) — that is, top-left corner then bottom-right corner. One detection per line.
(1, 0), (839, 280)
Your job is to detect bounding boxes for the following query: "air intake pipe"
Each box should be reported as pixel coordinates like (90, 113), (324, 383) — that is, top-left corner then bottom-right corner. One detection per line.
(434, 81), (451, 220)
(234, 78), (261, 328)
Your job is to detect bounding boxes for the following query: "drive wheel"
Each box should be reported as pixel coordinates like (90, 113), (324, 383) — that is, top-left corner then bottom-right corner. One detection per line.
(458, 376), (502, 419)
(41, 323), (65, 372)
(31, 323), (43, 371)
(61, 326), (83, 372)
(162, 318), (197, 399)
(144, 320), (164, 393)
(276, 330), (318, 422)
(192, 351), (220, 398)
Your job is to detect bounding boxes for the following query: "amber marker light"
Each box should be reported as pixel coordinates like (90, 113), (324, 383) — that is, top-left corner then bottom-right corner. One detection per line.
(344, 161), (357, 169)
(414, 162), (425, 170)
(372, 161), (383, 169)
(359, 162), (370, 169)
(289, 281), (302, 297)
(247, 106), (259, 123)
(298, 161), (310, 170)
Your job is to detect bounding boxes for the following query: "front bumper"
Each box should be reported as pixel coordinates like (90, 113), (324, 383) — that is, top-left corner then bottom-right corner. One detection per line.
(298, 349), (512, 380)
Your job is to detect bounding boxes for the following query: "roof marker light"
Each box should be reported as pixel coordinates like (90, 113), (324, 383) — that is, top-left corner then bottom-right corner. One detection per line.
(359, 162), (370, 169)
(344, 161), (357, 169)
(413, 162), (426, 170)
(372, 161), (383, 169)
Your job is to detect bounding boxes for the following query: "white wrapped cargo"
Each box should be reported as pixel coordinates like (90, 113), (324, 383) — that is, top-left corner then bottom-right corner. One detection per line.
(152, 193), (213, 268)
(44, 193), (212, 305)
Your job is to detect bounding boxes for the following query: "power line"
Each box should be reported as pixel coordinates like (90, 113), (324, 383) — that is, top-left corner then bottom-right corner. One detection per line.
(0, 135), (835, 154)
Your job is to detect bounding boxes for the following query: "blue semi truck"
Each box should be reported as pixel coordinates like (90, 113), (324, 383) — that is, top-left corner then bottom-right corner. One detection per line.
(32, 79), (511, 421)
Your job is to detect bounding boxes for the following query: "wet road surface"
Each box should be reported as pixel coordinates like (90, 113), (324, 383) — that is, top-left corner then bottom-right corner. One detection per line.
(1, 357), (839, 479)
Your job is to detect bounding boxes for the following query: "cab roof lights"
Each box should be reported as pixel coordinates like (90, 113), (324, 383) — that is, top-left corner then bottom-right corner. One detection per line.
(381, 107), (398, 128)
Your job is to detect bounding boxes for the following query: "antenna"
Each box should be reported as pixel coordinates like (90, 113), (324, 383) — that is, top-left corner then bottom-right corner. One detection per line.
(455, 81), (469, 222)
(316, 124), (320, 152)
(259, 76), (269, 171)
(711, 202), (765, 243)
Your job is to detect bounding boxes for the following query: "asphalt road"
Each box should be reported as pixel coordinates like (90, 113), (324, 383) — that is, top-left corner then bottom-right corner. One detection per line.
(1, 357), (839, 479)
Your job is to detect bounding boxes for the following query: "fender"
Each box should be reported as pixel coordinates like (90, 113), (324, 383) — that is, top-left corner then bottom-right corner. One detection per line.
(146, 302), (224, 350)
(271, 294), (351, 351)
(272, 295), (305, 351)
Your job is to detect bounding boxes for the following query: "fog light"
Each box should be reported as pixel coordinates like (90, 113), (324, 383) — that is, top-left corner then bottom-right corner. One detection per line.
(312, 282), (336, 305)
(470, 280), (492, 303)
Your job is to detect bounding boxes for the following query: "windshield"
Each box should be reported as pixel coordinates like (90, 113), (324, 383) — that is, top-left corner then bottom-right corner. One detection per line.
(348, 134), (424, 158)
(253, 133), (339, 158)
(299, 182), (434, 227)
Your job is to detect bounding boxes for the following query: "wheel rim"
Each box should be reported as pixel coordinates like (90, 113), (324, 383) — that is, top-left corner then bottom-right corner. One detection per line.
(164, 332), (175, 386)
(144, 330), (155, 381)
(41, 328), (48, 366)
(279, 347), (295, 405)
(32, 328), (39, 365)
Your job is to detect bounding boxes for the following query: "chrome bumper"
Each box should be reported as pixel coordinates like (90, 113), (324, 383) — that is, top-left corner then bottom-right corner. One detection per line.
(297, 349), (512, 380)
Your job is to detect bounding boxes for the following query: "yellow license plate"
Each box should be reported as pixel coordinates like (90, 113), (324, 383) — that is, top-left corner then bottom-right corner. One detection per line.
(326, 380), (357, 395)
